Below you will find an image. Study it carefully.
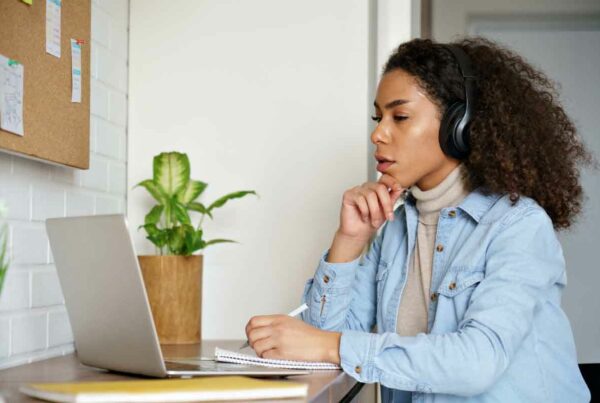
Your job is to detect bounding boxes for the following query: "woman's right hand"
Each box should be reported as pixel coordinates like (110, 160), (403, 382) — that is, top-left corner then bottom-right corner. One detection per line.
(326, 174), (405, 263)
(338, 173), (405, 241)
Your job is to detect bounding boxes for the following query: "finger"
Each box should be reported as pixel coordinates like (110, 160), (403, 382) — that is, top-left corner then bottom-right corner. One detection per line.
(378, 175), (406, 207)
(389, 187), (405, 205)
(346, 188), (370, 222)
(248, 326), (274, 348)
(246, 315), (279, 334)
(261, 348), (282, 360)
(253, 337), (278, 358)
(361, 190), (383, 227)
(354, 194), (370, 222)
(366, 183), (394, 221)
(378, 174), (403, 192)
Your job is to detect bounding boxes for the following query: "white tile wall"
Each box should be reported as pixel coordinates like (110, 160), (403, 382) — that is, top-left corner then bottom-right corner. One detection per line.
(0, 0), (129, 370)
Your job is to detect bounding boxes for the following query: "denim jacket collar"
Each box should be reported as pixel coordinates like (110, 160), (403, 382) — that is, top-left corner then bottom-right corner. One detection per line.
(403, 186), (504, 223)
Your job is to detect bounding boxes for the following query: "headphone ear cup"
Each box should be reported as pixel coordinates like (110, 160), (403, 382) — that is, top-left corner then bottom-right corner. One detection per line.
(439, 102), (467, 159)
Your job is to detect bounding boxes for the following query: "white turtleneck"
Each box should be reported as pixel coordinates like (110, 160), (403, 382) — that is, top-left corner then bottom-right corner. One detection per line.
(395, 163), (470, 336)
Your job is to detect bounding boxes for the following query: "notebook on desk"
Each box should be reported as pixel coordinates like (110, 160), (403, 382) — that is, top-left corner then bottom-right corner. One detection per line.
(215, 348), (341, 370)
(20, 376), (308, 402)
(45, 214), (313, 378)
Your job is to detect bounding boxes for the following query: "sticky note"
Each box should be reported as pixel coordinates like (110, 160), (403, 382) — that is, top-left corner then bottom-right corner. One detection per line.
(46, 0), (61, 58)
(0, 55), (25, 136)
(70, 39), (82, 103)
(21, 0), (33, 5)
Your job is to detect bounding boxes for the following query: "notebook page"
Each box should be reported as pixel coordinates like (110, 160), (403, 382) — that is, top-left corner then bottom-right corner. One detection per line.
(214, 347), (340, 370)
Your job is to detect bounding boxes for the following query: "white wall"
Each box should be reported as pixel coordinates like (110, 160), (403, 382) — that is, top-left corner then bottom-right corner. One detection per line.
(0, 0), (129, 369)
(128, 0), (379, 339)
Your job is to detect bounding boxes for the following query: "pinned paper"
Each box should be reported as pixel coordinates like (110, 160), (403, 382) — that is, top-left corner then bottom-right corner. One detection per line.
(70, 39), (82, 103)
(0, 55), (25, 136)
(45, 0), (61, 58)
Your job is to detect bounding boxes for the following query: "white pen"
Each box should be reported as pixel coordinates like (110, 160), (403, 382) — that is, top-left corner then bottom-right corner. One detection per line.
(240, 303), (309, 350)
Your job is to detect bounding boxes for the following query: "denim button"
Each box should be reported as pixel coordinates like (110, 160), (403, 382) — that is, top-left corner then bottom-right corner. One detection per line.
(323, 275), (330, 284)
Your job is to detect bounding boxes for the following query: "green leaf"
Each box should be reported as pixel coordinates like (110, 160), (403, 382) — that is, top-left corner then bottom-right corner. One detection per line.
(171, 199), (191, 225)
(0, 240), (6, 269)
(142, 224), (167, 248)
(0, 269), (6, 294)
(147, 233), (167, 249)
(135, 179), (167, 204)
(188, 202), (213, 219)
(204, 238), (237, 247)
(0, 226), (7, 267)
(191, 229), (205, 253)
(144, 205), (164, 226)
(167, 226), (186, 254)
(176, 180), (207, 205)
(0, 223), (8, 292)
(207, 190), (258, 212)
(153, 152), (190, 197)
(180, 227), (207, 255)
(183, 225), (199, 255)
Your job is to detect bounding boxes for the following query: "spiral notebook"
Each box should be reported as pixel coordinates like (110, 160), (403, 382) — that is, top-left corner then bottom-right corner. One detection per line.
(214, 347), (341, 370)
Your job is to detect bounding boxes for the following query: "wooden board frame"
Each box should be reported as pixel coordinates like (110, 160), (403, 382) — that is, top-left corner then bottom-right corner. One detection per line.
(0, 0), (91, 169)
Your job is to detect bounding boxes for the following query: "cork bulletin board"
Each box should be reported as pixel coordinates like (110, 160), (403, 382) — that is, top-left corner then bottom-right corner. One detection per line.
(0, 0), (91, 169)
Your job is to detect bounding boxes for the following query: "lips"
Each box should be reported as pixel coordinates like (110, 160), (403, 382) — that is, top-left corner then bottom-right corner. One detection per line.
(375, 154), (395, 173)
(377, 161), (394, 173)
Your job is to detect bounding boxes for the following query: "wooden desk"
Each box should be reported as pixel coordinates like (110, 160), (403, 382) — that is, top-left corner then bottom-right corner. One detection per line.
(0, 340), (376, 402)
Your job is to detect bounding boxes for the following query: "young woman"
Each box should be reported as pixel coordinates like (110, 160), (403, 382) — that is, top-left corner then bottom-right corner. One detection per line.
(244, 37), (594, 401)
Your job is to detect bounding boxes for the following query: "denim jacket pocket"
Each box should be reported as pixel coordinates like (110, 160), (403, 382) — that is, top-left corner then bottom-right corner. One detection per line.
(437, 266), (485, 297)
(301, 278), (320, 324)
(436, 266), (485, 325)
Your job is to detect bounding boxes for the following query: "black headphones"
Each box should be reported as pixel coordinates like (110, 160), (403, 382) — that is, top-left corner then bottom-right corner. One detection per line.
(438, 44), (477, 160)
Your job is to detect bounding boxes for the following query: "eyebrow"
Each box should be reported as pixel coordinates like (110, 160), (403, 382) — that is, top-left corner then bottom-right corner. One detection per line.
(373, 99), (411, 110)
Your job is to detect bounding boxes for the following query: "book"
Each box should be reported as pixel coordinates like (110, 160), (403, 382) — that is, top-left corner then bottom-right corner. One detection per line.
(19, 376), (308, 402)
(214, 347), (341, 370)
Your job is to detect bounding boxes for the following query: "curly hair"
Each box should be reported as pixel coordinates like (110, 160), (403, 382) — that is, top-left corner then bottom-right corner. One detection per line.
(382, 36), (596, 230)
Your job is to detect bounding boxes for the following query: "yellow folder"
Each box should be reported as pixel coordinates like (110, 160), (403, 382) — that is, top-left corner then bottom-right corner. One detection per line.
(20, 375), (308, 402)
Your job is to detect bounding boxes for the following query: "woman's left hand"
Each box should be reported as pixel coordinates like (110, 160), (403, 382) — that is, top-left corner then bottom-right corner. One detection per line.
(244, 315), (341, 364)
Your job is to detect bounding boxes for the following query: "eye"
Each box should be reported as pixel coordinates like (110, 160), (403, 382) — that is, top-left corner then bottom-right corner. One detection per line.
(370, 115), (408, 123)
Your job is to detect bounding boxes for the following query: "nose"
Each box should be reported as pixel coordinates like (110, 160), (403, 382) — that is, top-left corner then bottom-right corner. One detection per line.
(370, 121), (390, 144)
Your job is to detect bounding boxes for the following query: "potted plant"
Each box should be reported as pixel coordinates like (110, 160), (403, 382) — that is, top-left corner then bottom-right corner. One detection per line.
(135, 151), (256, 344)
(0, 202), (8, 295)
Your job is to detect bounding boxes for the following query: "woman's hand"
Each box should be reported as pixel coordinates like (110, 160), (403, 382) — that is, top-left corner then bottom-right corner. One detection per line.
(326, 173), (405, 263)
(338, 173), (405, 241)
(244, 315), (341, 364)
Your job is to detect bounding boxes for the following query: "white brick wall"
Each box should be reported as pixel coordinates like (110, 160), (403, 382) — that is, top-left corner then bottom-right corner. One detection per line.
(0, 0), (129, 370)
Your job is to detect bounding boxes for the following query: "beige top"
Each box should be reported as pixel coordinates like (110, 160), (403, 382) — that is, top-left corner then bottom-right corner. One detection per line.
(395, 163), (470, 336)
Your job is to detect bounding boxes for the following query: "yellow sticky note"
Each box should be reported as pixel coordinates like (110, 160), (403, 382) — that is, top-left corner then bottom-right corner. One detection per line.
(21, 0), (33, 4)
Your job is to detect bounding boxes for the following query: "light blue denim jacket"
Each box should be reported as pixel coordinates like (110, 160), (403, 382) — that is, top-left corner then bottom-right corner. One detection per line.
(301, 187), (590, 402)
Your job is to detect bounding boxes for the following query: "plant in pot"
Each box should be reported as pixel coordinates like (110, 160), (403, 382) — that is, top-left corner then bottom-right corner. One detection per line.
(136, 151), (256, 344)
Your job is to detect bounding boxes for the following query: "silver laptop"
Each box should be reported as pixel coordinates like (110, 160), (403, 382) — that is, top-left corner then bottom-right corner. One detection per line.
(46, 214), (309, 378)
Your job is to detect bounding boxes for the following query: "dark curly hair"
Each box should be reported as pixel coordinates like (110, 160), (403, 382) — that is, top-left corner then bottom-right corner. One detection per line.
(382, 36), (596, 230)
